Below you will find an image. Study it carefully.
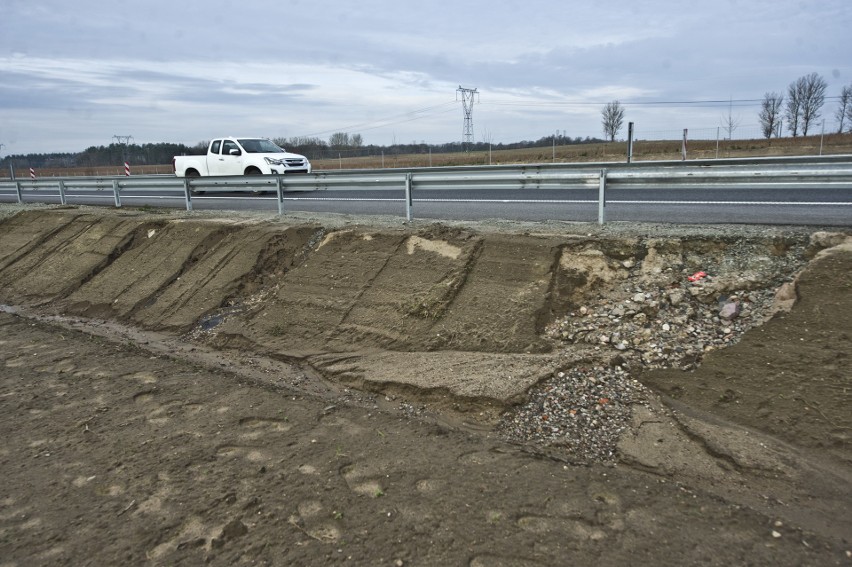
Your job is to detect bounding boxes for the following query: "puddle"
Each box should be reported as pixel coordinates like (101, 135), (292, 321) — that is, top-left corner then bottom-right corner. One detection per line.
(196, 305), (246, 332)
(199, 314), (224, 331)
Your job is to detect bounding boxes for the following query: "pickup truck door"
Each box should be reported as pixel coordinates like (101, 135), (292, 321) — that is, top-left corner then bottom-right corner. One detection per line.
(210, 139), (243, 176)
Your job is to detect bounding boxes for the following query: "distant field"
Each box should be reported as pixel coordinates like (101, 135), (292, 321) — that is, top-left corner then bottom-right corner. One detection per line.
(314, 133), (852, 170)
(13, 133), (852, 178)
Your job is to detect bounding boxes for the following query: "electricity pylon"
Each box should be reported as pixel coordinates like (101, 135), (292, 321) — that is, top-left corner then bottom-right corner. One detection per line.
(457, 86), (478, 151)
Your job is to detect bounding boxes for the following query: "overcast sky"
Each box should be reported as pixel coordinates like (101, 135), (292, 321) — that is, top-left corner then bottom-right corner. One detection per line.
(1, 0), (850, 155)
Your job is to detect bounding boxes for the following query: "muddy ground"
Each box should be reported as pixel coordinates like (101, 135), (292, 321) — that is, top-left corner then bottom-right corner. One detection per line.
(0, 205), (849, 566)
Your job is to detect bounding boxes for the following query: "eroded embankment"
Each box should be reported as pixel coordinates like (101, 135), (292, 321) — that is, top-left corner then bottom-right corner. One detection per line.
(0, 209), (822, 414)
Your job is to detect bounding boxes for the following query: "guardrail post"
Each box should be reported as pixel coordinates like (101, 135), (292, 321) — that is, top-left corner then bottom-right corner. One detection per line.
(183, 178), (193, 211)
(405, 172), (413, 221)
(15, 181), (22, 203)
(276, 175), (284, 216)
(58, 179), (67, 205)
(598, 169), (607, 225)
(112, 179), (122, 208)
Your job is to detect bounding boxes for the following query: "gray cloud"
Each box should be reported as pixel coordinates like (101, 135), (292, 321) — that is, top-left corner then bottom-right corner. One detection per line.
(1, 0), (850, 154)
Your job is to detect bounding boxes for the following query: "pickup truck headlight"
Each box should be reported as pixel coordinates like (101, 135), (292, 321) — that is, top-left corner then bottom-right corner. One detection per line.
(264, 157), (285, 165)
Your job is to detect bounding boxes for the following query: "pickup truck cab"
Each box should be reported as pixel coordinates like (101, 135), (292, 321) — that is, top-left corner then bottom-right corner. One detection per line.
(173, 137), (311, 177)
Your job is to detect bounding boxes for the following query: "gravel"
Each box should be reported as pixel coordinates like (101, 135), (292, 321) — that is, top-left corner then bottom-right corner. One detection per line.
(496, 234), (825, 465)
(498, 365), (649, 464)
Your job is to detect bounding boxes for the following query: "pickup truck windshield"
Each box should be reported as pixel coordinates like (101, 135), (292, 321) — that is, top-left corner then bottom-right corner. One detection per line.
(238, 139), (283, 153)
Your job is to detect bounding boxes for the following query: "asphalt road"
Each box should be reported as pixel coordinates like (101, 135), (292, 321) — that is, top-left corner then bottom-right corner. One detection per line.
(4, 186), (852, 226)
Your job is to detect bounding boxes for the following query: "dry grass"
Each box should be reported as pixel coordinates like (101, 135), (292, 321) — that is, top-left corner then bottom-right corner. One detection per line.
(13, 134), (852, 178)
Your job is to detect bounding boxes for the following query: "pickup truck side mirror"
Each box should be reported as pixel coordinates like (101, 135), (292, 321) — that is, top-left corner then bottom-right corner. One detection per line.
(229, 148), (242, 156)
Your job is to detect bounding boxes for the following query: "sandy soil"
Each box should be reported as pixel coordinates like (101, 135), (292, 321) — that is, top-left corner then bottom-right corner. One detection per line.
(0, 205), (850, 566)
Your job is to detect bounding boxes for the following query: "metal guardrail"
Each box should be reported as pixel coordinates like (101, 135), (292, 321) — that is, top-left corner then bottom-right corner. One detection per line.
(2, 156), (852, 224)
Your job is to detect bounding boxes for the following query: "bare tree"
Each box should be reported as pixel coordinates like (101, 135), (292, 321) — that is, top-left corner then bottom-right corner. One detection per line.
(329, 132), (364, 149)
(601, 101), (625, 142)
(786, 73), (828, 137)
(329, 132), (351, 148)
(758, 92), (784, 139)
(847, 92), (852, 133)
(785, 79), (802, 137)
(721, 98), (741, 139)
(836, 84), (852, 133)
(799, 73), (827, 136)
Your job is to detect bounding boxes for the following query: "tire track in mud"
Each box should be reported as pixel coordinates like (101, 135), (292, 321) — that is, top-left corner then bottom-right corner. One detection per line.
(64, 222), (229, 320)
(129, 225), (319, 330)
(326, 230), (485, 350)
(0, 214), (149, 303)
(425, 233), (556, 353)
(0, 210), (82, 271)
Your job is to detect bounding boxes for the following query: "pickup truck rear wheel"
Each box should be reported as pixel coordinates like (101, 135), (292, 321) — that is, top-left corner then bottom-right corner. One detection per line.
(186, 169), (205, 194)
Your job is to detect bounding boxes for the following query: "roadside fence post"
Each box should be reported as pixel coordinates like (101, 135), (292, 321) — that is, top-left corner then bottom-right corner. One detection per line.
(715, 126), (720, 159)
(276, 175), (284, 216)
(112, 179), (121, 207)
(15, 180), (22, 203)
(626, 122), (634, 163)
(183, 178), (193, 211)
(598, 169), (607, 225)
(405, 173), (413, 221)
(58, 179), (67, 205)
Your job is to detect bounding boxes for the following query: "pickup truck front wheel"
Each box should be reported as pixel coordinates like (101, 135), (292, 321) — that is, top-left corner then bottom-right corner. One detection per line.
(245, 167), (268, 194)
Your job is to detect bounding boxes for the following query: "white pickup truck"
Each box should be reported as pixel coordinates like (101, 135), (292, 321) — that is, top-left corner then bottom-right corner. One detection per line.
(173, 137), (311, 177)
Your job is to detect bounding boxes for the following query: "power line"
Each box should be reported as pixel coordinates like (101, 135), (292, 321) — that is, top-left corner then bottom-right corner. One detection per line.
(485, 95), (845, 109)
(293, 93), (847, 143)
(485, 99), (761, 108)
(299, 102), (457, 139)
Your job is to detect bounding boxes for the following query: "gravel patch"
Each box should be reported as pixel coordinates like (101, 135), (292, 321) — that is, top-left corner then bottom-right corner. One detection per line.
(497, 364), (650, 464)
(495, 233), (831, 464)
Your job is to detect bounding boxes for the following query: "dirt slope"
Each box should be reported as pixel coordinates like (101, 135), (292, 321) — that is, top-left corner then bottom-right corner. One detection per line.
(0, 206), (850, 565)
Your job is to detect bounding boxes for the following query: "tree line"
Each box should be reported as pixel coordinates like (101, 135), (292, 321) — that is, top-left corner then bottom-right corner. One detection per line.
(273, 133), (606, 160)
(0, 142), (199, 170)
(1, 134), (606, 169)
(601, 73), (852, 141)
